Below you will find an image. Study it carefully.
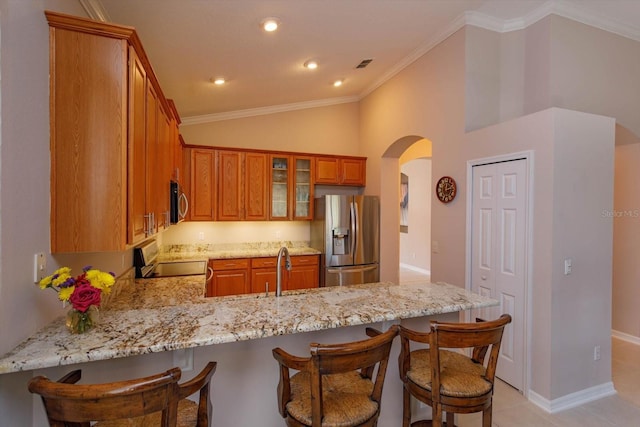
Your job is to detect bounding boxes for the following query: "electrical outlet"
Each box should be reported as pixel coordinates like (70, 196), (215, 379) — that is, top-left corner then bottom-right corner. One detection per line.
(34, 253), (46, 283)
(594, 345), (601, 361)
(198, 232), (205, 241)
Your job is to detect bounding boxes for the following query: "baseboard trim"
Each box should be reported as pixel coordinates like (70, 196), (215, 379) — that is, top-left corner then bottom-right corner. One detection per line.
(399, 263), (430, 276)
(528, 382), (616, 414)
(612, 329), (640, 345)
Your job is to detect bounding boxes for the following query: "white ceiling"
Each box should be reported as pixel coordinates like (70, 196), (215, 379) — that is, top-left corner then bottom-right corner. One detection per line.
(93, 0), (640, 122)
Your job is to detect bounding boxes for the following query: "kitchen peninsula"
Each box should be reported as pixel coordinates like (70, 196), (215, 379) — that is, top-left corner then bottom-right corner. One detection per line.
(1, 277), (497, 426)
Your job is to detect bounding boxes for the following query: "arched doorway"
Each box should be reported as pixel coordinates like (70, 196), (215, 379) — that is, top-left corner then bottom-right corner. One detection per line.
(381, 136), (433, 284)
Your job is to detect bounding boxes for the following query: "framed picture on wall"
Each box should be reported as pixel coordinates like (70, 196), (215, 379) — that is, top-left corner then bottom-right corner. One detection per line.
(400, 173), (408, 233)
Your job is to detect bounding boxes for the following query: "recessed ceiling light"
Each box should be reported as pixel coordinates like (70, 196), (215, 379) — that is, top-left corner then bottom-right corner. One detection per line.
(304, 60), (318, 70)
(212, 77), (225, 85)
(261, 17), (280, 32)
(333, 79), (344, 87)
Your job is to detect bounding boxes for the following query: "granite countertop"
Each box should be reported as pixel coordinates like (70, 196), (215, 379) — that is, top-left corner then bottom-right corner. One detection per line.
(0, 278), (498, 374)
(157, 241), (321, 262)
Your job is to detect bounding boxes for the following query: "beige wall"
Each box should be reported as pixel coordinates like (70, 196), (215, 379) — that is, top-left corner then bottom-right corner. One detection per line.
(180, 102), (360, 155)
(549, 109), (614, 399)
(360, 28), (468, 285)
(159, 221), (310, 245)
(550, 16), (640, 137)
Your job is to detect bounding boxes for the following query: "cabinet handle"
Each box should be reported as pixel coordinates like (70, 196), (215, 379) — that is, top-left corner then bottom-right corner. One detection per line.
(144, 212), (155, 237)
(179, 193), (189, 219)
(206, 267), (213, 282)
(265, 281), (269, 297)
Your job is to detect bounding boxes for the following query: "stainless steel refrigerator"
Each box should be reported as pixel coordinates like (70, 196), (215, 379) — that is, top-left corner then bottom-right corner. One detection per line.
(310, 195), (380, 286)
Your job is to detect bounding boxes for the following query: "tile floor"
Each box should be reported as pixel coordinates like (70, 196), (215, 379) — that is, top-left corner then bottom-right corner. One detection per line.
(398, 266), (640, 426)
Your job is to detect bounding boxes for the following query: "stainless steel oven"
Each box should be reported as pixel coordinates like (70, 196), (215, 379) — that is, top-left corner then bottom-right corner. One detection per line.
(133, 240), (206, 278)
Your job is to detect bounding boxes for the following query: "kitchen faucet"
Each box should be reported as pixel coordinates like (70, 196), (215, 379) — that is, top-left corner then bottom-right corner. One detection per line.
(276, 246), (292, 297)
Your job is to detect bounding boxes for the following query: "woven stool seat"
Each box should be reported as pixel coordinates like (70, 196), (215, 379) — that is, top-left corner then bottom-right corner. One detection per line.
(407, 349), (490, 398)
(287, 371), (378, 427)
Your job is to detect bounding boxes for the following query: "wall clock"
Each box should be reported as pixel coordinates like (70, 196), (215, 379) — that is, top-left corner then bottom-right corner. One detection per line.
(436, 176), (457, 203)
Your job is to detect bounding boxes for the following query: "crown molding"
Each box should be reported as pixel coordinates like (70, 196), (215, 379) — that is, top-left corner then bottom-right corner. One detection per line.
(181, 96), (360, 126)
(465, 0), (640, 41)
(78, 0), (110, 22)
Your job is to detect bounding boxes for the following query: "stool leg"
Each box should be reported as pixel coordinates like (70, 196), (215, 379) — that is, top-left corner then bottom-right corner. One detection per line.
(446, 411), (455, 426)
(402, 386), (411, 427)
(432, 403), (442, 427)
(482, 405), (492, 427)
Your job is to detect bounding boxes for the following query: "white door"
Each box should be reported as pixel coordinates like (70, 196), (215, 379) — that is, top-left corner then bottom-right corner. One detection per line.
(471, 159), (527, 392)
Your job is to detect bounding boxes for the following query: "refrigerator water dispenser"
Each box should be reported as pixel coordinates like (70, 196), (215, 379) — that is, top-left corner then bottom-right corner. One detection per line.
(332, 227), (350, 255)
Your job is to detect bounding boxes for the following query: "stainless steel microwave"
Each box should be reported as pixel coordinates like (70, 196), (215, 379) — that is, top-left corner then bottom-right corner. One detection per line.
(170, 180), (188, 223)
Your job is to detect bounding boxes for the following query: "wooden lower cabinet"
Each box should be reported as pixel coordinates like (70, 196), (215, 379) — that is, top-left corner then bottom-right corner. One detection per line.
(287, 255), (320, 291)
(250, 257), (278, 294)
(206, 258), (250, 297)
(250, 255), (319, 294)
(208, 255), (320, 297)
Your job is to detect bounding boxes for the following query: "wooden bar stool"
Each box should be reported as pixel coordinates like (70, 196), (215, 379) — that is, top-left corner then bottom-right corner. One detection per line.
(28, 361), (217, 427)
(272, 325), (398, 427)
(398, 315), (511, 427)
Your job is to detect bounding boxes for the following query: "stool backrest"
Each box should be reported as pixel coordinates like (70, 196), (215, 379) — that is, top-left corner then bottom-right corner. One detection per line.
(308, 325), (398, 425)
(28, 367), (182, 427)
(429, 314), (512, 395)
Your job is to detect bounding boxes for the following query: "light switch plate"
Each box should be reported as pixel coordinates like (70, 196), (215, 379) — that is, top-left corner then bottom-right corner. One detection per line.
(34, 253), (46, 283)
(564, 258), (572, 275)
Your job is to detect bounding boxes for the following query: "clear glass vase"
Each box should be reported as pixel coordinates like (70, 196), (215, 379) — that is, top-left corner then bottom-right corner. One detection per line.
(65, 305), (99, 334)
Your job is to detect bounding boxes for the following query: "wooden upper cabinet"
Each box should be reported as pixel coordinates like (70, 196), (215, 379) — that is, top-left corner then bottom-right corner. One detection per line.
(217, 150), (244, 221)
(315, 156), (366, 186)
(244, 152), (269, 221)
(217, 150), (269, 221)
(189, 148), (216, 221)
(270, 155), (290, 220)
(292, 156), (314, 220)
(47, 11), (180, 252)
(48, 13), (129, 252)
(128, 46), (148, 246)
(341, 158), (367, 185)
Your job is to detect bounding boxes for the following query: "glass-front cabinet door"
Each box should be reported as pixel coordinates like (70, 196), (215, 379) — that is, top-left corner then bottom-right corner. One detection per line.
(293, 156), (314, 220)
(270, 155), (290, 219)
